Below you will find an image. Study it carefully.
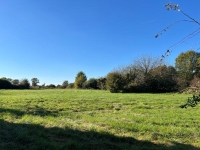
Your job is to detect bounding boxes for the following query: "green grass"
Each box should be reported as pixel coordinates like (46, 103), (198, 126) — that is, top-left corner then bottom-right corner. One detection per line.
(0, 89), (200, 149)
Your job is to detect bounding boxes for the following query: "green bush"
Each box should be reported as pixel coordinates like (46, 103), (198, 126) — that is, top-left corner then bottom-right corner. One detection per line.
(180, 94), (200, 108)
(0, 79), (13, 89)
(106, 72), (125, 93)
(84, 78), (98, 89)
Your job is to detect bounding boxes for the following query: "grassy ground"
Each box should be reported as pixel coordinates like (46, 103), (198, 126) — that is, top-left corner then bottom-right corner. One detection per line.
(0, 89), (200, 150)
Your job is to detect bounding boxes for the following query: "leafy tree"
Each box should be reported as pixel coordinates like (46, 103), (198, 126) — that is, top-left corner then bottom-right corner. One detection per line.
(175, 50), (200, 82)
(74, 71), (87, 89)
(19, 79), (30, 89)
(6, 78), (12, 83)
(117, 65), (137, 91)
(146, 65), (177, 92)
(0, 77), (7, 80)
(0, 79), (13, 89)
(84, 78), (98, 89)
(67, 83), (74, 89)
(31, 78), (39, 86)
(97, 77), (106, 90)
(57, 84), (62, 88)
(46, 84), (56, 88)
(1, 77), (12, 83)
(106, 72), (125, 93)
(62, 80), (68, 88)
(12, 79), (19, 85)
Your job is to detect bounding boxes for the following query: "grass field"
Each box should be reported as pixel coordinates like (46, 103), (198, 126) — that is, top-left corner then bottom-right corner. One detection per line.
(0, 89), (200, 150)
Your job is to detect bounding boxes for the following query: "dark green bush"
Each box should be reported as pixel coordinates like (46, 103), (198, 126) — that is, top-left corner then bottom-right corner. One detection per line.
(0, 79), (13, 89)
(106, 72), (125, 93)
(180, 94), (200, 108)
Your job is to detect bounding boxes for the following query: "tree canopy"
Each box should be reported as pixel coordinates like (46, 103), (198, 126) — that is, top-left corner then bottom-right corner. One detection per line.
(31, 78), (39, 86)
(74, 71), (87, 89)
(62, 80), (69, 88)
(175, 50), (200, 81)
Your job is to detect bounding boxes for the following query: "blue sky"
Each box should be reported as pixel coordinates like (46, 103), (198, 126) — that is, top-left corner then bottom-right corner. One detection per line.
(0, 0), (200, 85)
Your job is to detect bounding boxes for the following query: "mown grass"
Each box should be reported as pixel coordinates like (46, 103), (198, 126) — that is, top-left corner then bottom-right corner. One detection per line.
(0, 89), (200, 149)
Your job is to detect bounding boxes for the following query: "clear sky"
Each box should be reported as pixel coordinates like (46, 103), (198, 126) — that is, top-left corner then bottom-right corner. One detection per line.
(0, 0), (200, 85)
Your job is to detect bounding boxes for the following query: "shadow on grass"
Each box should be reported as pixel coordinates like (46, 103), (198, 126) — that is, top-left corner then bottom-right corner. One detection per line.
(0, 106), (57, 117)
(0, 108), (199, 150)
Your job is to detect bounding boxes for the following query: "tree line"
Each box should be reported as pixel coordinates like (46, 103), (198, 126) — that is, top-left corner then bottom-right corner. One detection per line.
(72, 50), (200, 93)
(1, 50), (200, 93)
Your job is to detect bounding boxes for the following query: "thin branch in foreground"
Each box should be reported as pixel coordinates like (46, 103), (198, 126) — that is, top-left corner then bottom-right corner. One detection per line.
(165, 2), (200, 25)
(157, 3), (200, 60)
(167, 28), (200, 50)
(155, 20), (195, 38)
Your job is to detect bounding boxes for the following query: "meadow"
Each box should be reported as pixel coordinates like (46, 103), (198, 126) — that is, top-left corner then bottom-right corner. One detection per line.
(0, 89), (200, 150)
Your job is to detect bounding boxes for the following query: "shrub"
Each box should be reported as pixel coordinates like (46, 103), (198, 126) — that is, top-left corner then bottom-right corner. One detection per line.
(106, 72), (125, 93)
(180, 94), (200, 108)
(19, 79), (30, 89)
(67, 83), (74, 89)
(84, 78), (98, 89)
(0, 79), (13, 89)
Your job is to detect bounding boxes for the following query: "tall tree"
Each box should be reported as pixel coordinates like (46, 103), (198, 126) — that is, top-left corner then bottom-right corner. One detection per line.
(146, 65), (177, 92)
(133, 55), (162, 85)
(74, 71), (87, 89)
(19, 79), (30, 89)
(62, 80), (68, 88)
(12, 79), (19, 85)
(97, 77), (106, 90)
(0, 79), (13, 89)
(1, 77), (12, 83)
(31, 78), (39, 86)
(84, 78), (98, 89)
(175, 50), (200, 81)
(116, 65), (137, 91)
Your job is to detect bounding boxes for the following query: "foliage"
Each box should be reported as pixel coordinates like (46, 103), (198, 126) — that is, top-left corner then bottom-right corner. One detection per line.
(31, 78), (39, 86)
(62, 80), (69, 88)
(180, 94), (200, 108)
(67, 83), (74, 89)
(84, 78), (98, 89)
(134, 55), (162, 85)
(0, 77), (12, 83)
(19, 79), (30, 89)
(97, 77), (107, 90)
(0, 79), (13, 89)
(116, 65), (137, 92)
(176, 77), (188, 92)
(74, 71), (87, 89)
(56, 84), (62, 88)
(175, 50), (200, 81)
(146, 65), (177, 92)
(111, 56), (171, 93)
(12, 79), (19, 85)
(46, 84), (56, 88)
(106, 72), (125, 93)
(190, 76), (200, 88)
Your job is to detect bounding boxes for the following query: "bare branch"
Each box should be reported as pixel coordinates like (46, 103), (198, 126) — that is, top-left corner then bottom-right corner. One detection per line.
(168, 28), (200, 50)
(155, 20), (195, 38)
(157, 3), (200, 60)
(164, 2), (200, 25)
(180, 10), (200, 25)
